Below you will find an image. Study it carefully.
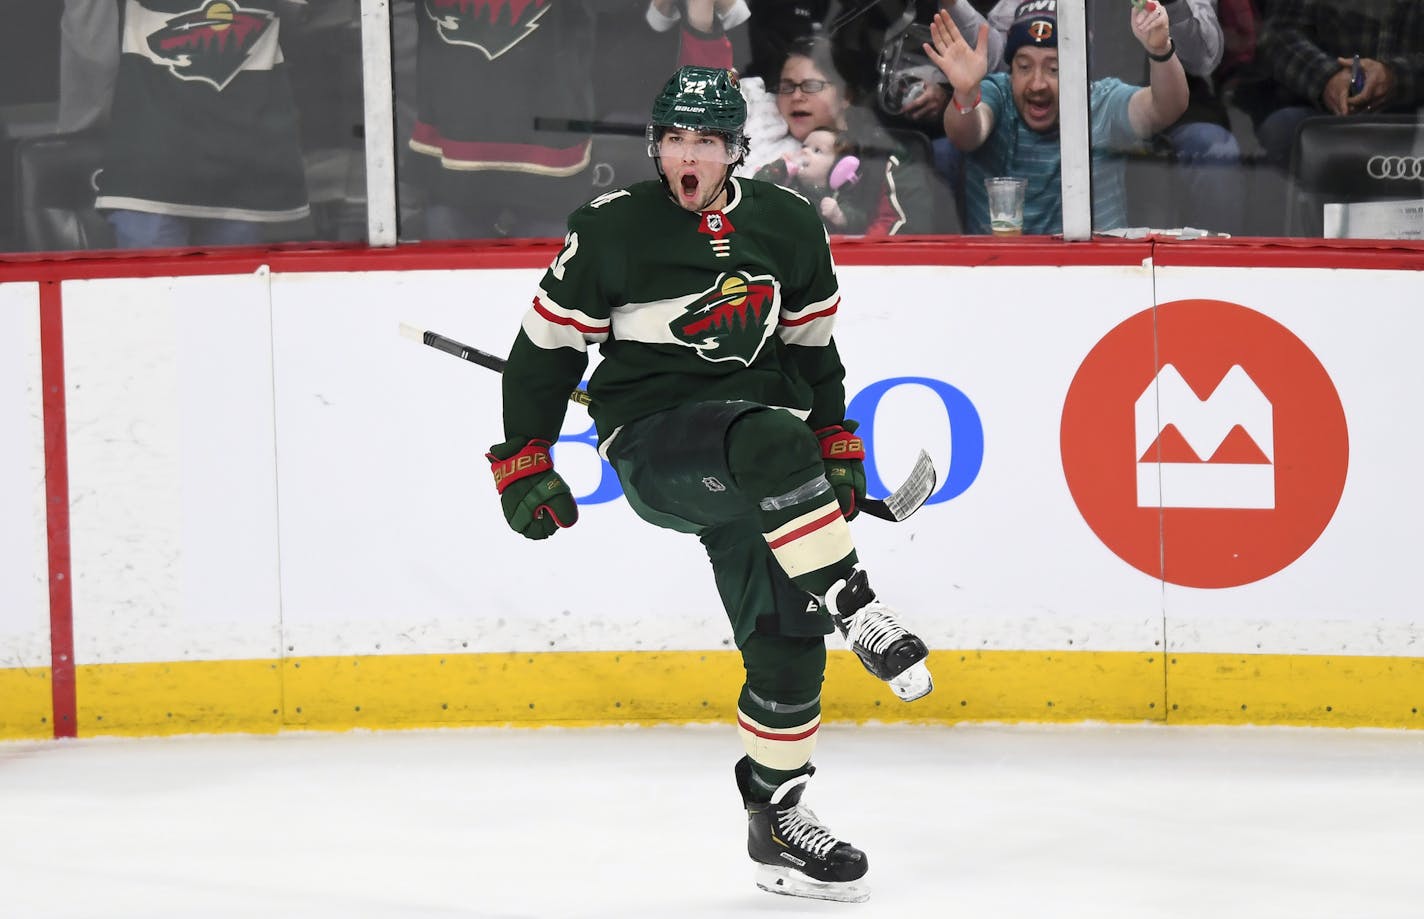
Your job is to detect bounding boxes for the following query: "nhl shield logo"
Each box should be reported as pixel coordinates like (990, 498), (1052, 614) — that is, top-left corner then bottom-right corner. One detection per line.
(671, 271), (779, 366)
(698, 210), (735, 257)
(146, 1), (276, 91)
(424, 0), (551, 60)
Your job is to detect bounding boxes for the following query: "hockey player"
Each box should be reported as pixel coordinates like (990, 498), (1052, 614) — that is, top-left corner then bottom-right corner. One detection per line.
(485, 65), (932, 903)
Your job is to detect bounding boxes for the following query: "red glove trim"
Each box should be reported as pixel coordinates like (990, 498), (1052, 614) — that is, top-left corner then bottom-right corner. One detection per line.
(536, 501), (576, 529)
(815, 425), (865, 461)
(487, 439), (554, 494)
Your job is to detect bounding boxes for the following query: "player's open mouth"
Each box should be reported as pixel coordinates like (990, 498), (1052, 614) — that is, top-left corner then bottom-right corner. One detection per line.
(680, 174), (699, 199)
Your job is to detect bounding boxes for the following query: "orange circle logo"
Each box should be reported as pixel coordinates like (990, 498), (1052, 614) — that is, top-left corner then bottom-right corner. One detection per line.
(1060, 299), (1349, 588)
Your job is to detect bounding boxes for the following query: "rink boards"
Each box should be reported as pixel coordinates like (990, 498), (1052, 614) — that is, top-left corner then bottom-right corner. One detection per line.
(2, 240), (1422, 738)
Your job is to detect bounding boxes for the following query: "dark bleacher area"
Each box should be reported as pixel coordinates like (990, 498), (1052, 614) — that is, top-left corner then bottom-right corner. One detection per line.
(0, 1), (63, 251)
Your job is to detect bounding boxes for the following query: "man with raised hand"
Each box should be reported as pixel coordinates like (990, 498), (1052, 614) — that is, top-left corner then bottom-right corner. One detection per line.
(928, 0), (1189, 234)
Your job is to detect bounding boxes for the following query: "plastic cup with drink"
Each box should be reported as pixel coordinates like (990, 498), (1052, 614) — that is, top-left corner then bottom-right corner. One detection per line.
(985, 176), (1028, 237)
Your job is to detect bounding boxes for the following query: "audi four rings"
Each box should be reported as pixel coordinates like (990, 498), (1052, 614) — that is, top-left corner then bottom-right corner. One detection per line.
(1366, 155), (1424, 180)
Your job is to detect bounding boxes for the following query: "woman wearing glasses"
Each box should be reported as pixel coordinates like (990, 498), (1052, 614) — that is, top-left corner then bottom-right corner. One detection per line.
(749, 37), (937, 235)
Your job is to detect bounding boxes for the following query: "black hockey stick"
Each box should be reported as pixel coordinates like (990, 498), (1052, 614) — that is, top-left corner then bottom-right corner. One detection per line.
(399, 323), (937, 522)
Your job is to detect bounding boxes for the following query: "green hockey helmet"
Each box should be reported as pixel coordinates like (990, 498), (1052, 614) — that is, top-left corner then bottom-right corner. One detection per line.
(647, 66), (748, 164)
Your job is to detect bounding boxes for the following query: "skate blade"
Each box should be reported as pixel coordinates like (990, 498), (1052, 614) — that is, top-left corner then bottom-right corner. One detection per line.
(754, 865), (870, 903)
(888, 660), (933, 702)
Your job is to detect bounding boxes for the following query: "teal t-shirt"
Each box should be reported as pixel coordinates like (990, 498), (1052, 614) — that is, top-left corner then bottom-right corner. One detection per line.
(964, 73), (1142, 235)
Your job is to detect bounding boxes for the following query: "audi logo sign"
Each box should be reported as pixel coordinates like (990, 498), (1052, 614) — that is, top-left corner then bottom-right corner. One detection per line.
(1366, 155), (1424, 180)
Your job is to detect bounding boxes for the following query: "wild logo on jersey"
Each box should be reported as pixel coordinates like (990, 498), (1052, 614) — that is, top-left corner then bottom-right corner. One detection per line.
(673, 272), (778, 366)
(424, 0), (551, 60)
(145, 1), (276, 91)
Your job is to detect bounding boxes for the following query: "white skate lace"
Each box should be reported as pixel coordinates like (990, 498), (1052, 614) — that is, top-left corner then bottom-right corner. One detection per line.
(777, 804), (839, 858)
(847, 601), (910, 655)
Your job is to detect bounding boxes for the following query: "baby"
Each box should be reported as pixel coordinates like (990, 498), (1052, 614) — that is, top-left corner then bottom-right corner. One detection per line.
(756, 127), (864, 231)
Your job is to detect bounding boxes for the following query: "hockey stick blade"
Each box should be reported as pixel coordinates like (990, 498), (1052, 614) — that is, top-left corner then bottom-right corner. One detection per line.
(859, 450), (936, 522)
(401, 323), (933, 520)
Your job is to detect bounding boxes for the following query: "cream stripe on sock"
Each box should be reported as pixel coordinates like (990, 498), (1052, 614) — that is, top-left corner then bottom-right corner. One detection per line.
(763, 500), (854, 577)
(737, 711), (821, 771)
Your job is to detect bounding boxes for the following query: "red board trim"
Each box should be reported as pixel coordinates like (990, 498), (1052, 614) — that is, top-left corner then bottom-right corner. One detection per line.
(39, 280), (77, 739)
(2, 235), (1421, 282)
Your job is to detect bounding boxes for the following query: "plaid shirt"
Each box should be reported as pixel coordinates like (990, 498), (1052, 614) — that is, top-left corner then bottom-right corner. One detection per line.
(1259, 0), (1424, 109)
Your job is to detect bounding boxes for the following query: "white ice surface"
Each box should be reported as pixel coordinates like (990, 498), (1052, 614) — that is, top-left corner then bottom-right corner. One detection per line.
(3, 722), (1423, 918)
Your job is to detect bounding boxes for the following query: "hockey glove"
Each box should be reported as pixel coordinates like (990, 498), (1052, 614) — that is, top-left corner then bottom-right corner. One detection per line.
(486, 438), (579, 540)
(816, 421), (867, 521)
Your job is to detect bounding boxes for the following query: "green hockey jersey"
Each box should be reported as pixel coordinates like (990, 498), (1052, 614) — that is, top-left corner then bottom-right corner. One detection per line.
(97, 0), (309, 222)
(501, 176), (849, 447)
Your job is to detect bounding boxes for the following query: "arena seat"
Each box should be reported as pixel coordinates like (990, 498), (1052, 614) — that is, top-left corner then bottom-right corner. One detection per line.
(1286, 114), (1424, 237)
(13, 130), (113, 252)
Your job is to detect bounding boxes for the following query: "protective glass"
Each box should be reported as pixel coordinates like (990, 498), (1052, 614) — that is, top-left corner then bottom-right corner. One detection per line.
(773, 79), (829, 95)
(876, 22), (939, 114)
(647, 129), (744, 164)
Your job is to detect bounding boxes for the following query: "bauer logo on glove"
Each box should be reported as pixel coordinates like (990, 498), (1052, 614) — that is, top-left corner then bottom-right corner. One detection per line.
(490, 450), (551, 489)
(822, 435), (864, 458)
(815, 421), (868, 521)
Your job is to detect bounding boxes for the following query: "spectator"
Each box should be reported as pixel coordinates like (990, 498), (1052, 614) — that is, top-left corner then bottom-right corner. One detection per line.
(1213, 0), (1260, 90)
(1253, 0), (1424, 169)
(645, 0), (750, 67)
(755, 125), (870, 232)
(1149, 0), (1243, 234)
(738, 72), (804, 174)
(945, 0), (1242, 234)
(945, 0), (1221, 80)
(742, 37), (937, 233)
(739, 0), (829, 83)
(94, 0), (312, 249)
(928, 0), (1189, 234)
(406, 0), (739, 240)
(404, 0), (599, 239)
(830, 0), (953, 136)
(942, 0), (1011, 72)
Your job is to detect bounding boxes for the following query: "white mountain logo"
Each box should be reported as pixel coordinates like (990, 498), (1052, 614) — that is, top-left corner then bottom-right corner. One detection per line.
(1135, 364), (1275, 509)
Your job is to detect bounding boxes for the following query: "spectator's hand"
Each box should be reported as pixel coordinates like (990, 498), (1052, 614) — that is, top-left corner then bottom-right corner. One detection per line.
(1339, 56), (1396, 113)
(820, 197), (847, 227)
(1321, 66), (1353, 115)
(1130, 2), (1171, 57)
(487, 438), (579, 540)
(902, 81), (949, 122)
(925, 11), (989, 99)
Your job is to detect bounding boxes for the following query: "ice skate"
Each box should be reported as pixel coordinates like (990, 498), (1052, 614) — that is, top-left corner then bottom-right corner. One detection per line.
(824, 568), (932, 702)
(735, 757), (870, 903)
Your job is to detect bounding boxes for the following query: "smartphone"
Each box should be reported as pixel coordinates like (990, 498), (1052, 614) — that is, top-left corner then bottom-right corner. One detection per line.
(1350, 54), (1365, 94)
